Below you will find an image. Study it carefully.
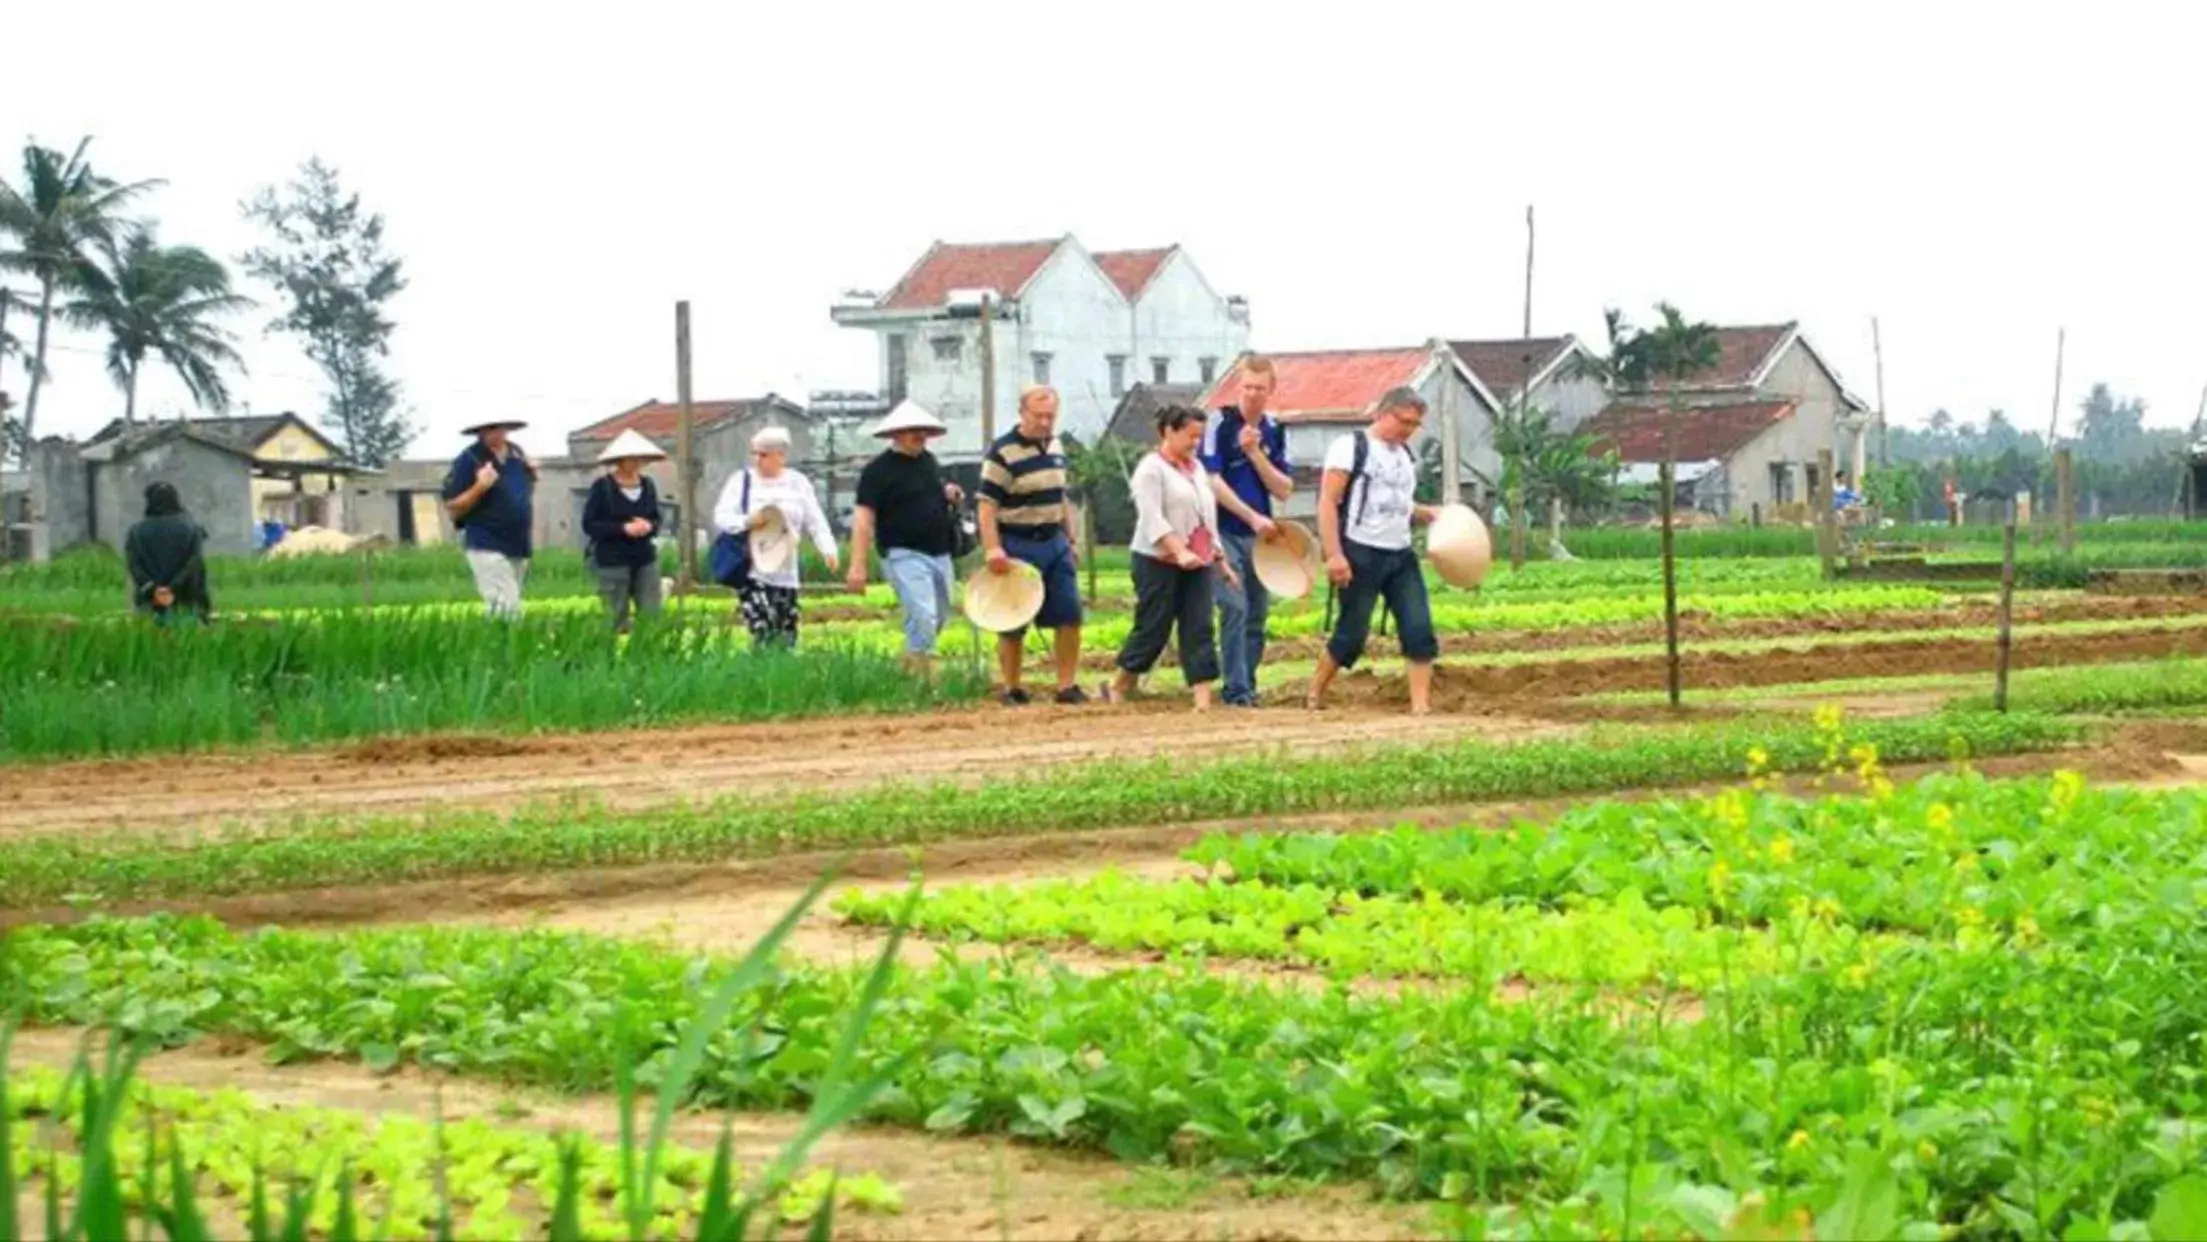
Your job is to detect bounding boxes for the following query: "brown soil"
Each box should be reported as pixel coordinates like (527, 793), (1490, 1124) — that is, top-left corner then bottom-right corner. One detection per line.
(1326, 623), (2207, 709)
(1082, 592), (2207, 672)
(13, 739), (2179, 933)
(4, 1028), (1429, 1242)
(0, 705), (1565, 839)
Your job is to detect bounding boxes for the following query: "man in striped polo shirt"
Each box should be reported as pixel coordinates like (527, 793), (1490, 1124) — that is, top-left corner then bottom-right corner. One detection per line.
(978, 385), (1086, 705)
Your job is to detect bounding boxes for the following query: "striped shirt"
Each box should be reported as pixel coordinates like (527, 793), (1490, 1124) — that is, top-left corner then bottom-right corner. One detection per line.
(978, 429), (1069, 534)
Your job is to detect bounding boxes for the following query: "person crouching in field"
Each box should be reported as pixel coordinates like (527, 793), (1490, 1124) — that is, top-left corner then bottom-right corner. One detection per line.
(1307, 386), (1441, 716)
(1101, 405), (1236, 711)
(126, 482), (211, 626)
(846, 401), (964, 679)
(442, 418), (537, 619)
(582, 429), (667, 633)
(713, 426), (839, 649)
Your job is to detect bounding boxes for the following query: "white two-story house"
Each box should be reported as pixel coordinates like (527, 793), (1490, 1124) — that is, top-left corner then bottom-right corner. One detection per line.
(830, 236), (1251, 461)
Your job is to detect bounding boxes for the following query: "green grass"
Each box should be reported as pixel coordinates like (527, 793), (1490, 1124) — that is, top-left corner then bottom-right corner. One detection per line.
(1952, 654), (2207, 716)
(0, 611), (985, 762)
(0, 711), (2080, 909)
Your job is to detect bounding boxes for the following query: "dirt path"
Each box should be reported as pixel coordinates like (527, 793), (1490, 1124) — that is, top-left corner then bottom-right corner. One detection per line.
(0, 705), (1565, 838)
(4, 1028), (1428, 1242)
(1330, 622), (2207, 707)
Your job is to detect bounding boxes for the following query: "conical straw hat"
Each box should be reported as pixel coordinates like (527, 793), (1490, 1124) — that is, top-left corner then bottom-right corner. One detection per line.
(595, 428), (668, 463)
(962, 560), (1046, 633)
(749, 506), (796, 576)
(1427, 503), (1493, 589)
(871, 400), (948, 439)
(1252, 520), (1318, 599)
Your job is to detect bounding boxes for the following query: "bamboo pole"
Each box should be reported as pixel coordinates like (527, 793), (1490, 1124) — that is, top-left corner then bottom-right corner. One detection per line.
(1659, 455), (1681, 708)
(675, 301), (697, 593)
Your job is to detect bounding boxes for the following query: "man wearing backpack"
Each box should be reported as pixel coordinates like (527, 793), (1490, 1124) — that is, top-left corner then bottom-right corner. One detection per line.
(1201, 354), (1294, 707)
(1307, 386), (1441, 715)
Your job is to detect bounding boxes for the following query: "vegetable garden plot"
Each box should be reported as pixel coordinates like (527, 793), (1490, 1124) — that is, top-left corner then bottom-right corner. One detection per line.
(7, 783), (2207, 1242)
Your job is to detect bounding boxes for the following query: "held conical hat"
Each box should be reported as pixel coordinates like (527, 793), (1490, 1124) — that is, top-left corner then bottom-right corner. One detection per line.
(1427, 503), (1493, 589)
(872, 400), (948, 439)
(962, 560), (1046, 633)
(749, 506), (797, 576)
(1251, 520), (1319, 600)
(594, 428), (668, 464)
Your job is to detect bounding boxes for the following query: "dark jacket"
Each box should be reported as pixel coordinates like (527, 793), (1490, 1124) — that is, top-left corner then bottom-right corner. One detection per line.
(125, 513), (211, 616)
(582, 474), (663, 568)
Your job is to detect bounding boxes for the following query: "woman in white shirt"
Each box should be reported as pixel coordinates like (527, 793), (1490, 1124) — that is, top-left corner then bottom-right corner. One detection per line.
(712, 426), (840, 648)
(1102, 405), (1241, 710)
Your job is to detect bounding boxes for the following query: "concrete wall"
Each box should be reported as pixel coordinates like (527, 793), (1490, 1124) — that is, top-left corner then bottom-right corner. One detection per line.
(1125, 252), (1251, 396)
(1528, 370), (1611, 432)
(26, 441), (91, 556)
(96, 440), (257, 556)
(1714, 340), (1849, 517)
(851, 243), (1248, 462)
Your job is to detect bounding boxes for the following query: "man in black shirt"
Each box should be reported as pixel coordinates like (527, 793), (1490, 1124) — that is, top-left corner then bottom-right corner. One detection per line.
(848, 401), (964, 676)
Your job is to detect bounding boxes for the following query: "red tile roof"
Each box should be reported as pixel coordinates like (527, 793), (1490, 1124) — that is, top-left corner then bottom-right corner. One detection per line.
(1198, 347), (1434, 425)
(877, 239), (1063, 311)
(1581, 399), (1797, 463)
(572, 399), (790, 443)
(1661, 323), (1796, 389)
(1449, 336), (1577, 399)
(1093, 247), (1174, 300)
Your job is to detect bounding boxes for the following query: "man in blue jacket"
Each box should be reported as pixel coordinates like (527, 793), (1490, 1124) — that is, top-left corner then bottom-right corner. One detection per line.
(443, 418), (537, 618)
(1200, 355), (1294, 707)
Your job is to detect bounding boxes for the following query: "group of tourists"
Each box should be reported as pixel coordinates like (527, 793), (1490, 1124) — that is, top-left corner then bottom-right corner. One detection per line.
(115, 351), (1447, 718)
(965, 356), (1441, 714)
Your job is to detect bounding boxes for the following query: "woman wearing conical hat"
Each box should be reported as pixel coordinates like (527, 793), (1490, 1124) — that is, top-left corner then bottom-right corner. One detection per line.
(582, 428), (669, 632)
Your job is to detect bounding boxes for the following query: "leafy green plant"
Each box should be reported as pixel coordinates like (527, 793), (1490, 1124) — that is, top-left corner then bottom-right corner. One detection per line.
(0, 711), (2080, 907)
(0, 869), (910, 1240)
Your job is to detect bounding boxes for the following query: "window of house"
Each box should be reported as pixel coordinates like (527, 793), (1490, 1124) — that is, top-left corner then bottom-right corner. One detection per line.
(1031, 352), (1052, 385)
(930, 336), (962, 363)
(1804, 463), (1822, 502)
(1151, 357), (1170, 385)
(1198, 356), (1218, 385)
(1769, 462), (1794, 504)
(886, 335), (908, 403)
(1107, 354), (1128, 397)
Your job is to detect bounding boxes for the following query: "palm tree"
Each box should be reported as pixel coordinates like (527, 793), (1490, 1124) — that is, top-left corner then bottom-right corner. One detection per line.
(64, 229), (250, 424)
(0, 139), (163, 445)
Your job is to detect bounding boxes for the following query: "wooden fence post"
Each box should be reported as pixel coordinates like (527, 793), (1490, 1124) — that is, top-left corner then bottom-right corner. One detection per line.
(1816, 448), (1839, 581)
(1995, 516), (2019, 712)
(2056, 448), (2077, 557)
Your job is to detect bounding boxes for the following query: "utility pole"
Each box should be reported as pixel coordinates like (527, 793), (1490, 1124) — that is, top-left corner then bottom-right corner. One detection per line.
(979, 293), (997, 447)
(1871, 316), (1888, 468)
(2045, 327), (2067, 447)
(1521, 205), (1535, 338)
(675, 300), (697, 592)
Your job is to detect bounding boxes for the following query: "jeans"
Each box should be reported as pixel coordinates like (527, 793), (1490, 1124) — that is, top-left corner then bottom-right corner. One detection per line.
(883, 548), (955, 656)
(1119, 553), (1220, 685)
(1214, 530), (1270, 704)
(1326, 540), (1437, 668)
(594, 560), (663, 631)
(465, 550), (530, 619)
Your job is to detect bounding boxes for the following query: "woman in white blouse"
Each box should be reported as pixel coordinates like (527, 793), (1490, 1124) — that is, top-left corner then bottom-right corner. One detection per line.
(1102, 405), (1241, 710)
(712, 426), (840, 648)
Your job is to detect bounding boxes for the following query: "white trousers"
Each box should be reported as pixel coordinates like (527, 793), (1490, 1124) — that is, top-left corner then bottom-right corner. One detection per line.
(465, 550), (530, 619)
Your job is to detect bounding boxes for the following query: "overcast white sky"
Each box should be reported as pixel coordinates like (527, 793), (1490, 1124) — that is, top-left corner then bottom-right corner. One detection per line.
(9, 1), (2203, 458)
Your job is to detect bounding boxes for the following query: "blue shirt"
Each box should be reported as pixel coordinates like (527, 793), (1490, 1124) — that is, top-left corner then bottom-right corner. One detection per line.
(1199, 406), (1289, 538)
(442, 445), (535, 558)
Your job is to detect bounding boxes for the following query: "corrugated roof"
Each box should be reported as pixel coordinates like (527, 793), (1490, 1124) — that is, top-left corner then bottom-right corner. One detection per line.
(877, 239), (1064, 310)
(1197, 347), (1433, 425)
(1581, 399), (1798, 463)
(1104, 382), (1204, 443)
(1449, 336), (1576, 400)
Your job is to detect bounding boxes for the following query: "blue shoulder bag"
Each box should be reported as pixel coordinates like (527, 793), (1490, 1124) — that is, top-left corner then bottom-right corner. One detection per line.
(708, 471), (754, 589)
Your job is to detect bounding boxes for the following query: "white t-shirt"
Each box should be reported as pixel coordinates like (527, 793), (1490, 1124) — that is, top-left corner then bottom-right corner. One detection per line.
(1322, 431), (1418, 551)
